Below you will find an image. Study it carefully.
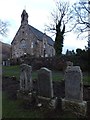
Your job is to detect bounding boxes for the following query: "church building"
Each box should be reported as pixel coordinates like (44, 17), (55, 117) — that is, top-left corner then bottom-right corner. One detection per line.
(11, 10), (55, 58)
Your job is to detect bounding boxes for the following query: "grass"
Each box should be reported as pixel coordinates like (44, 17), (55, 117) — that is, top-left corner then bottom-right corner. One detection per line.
(52, 71), (64, 81)
(2, 92), (78, 119)
(2, 65), (64, 82)
(0, 91), (2, 119)
(2, 65), (90, 84)
(2, 92), (43, 118)
(83, 72), (90, 85)
(2, 65), (20, 79)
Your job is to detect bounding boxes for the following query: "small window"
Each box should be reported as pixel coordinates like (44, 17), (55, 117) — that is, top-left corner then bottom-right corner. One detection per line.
(20, 39), (27, 48)
(44, 43), (46, 48)
(31, 42), (34, 48)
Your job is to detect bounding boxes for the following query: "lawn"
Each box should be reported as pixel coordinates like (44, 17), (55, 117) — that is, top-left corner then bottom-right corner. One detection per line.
(2, 65), (64, 82)
(2, 92), (44, 118)
(2, 65), (90, 84)
(2, 65), (20, 79)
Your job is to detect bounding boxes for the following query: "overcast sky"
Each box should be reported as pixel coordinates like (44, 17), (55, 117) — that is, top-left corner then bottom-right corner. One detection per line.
(0, 0), (88, 53)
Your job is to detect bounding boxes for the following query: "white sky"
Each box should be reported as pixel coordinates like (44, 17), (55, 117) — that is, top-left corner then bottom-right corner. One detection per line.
(0, 0), (88, 53)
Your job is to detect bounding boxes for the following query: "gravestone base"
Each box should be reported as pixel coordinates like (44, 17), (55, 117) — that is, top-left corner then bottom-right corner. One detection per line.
(17, 90), (34, 102)
(61, 98), (87, 116)
(37, 96), (57, 109)
(49, 97), (57, 109)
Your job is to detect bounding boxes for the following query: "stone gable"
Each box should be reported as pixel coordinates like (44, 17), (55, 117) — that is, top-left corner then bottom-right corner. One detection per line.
(11, 10), (55, 58)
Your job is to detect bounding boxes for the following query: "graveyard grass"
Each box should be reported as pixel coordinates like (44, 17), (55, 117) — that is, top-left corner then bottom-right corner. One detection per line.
(2, 65), (90, 84)
(2, 65), (64, 82)
(2, 92), (44, 118)
(2, 65), (90, 118)
(2, 92), (77, 118)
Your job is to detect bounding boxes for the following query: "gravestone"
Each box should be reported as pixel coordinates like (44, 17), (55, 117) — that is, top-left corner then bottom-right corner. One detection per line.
(66, 61), (73, 67)
(37, 67), (57, 109)
(20, 64), (32, 91)
(37, 67), (53, 98)
(62, 66), (87, 116)
(17, 64), (35, 106)
(65, 66), (83, 101)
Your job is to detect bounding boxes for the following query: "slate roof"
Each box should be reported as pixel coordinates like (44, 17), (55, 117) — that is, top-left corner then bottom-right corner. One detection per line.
(29, 25), (54, 46)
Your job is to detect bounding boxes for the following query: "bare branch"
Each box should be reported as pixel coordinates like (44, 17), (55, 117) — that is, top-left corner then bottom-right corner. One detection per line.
(65, 23), (78, 33)
(0, 20), (9, 36)
(71, 0), (89, 39)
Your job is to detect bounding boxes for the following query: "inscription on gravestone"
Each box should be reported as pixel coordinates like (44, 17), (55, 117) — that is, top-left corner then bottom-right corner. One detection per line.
(20, 64), (32, 91)
(37, 67), (54, 98)
(64, 66), (83, 101)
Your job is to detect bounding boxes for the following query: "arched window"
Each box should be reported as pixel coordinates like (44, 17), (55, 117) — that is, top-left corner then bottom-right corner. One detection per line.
(44, 43), (46, 48)
(20, 39), (27, 48)
(31, 42), (34, 48)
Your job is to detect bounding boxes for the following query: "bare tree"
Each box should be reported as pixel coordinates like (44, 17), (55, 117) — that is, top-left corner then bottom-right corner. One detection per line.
(72, 0), (90, 38)
(45, 1), (73, 56)
(0, 20), (8, 36)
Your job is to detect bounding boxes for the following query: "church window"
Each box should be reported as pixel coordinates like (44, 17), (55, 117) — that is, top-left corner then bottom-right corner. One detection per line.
(45, 53), (48, 57)
(20, 39), (27, 48)
(31, 42), (34, 48)
(44, 43), (46, 48)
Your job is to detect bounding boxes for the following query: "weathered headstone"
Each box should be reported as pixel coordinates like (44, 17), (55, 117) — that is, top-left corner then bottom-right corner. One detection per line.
(37, 67), (57, 109)
(62, 66), (87, 116)
(65, 66), (83, 101)
(17, 64), (34, 105)
(20, 64), (32, 91)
